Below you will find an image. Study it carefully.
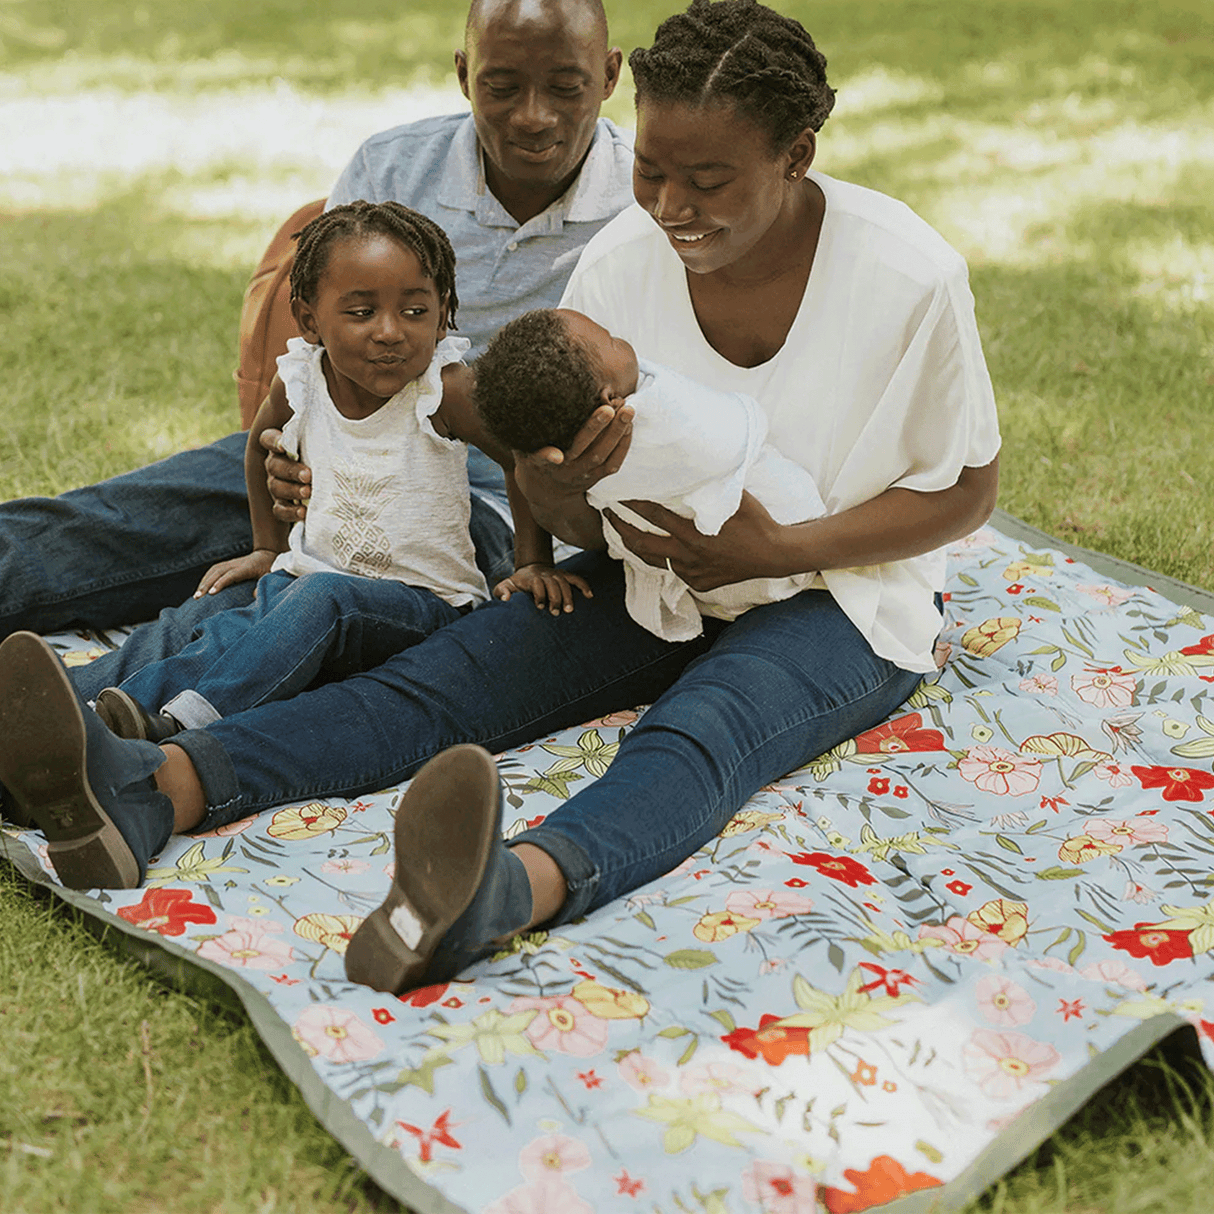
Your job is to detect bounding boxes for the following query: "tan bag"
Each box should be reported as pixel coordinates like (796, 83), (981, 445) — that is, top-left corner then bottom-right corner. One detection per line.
(233, 199), (327, 429)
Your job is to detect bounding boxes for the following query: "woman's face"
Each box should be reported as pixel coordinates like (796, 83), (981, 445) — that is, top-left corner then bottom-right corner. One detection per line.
(632, 98), (807, 277)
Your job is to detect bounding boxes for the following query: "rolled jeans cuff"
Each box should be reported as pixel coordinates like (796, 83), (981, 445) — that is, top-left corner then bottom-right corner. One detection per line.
(162, 689), (222, 730)
(509, 823), (599, 926)
(171, 728), (243, 833)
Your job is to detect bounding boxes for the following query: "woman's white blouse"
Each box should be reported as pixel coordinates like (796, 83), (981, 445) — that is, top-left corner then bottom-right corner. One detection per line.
(560, 172), (1002, 673)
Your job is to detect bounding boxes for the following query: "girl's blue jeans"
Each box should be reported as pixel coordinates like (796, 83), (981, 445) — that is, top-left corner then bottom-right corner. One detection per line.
(118, 569), (467, 725)
(172, 551), (926, 925)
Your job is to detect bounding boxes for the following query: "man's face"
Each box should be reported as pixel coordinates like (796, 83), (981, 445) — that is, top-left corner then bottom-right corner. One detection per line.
(456, 0), (622, 220)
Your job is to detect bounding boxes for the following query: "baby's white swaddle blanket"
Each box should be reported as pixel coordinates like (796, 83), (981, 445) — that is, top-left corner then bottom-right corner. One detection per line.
(587, 359), (826, 642)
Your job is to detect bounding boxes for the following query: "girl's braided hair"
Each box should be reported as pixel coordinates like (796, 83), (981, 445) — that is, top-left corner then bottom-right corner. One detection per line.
(628, 0), (835, 150)
(289, 200), (459, 328)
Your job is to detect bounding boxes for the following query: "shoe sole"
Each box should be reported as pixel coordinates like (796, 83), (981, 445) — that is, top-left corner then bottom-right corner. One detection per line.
(95, 687), (151, 740)
(344, 744), (500, 994)
(0, 633), (140, 888)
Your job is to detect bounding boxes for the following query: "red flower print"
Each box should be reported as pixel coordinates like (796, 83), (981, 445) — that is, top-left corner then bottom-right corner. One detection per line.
(1130, 765), (1214, 802)
(1006, 583), (1023, 595)
(1057, 998), (1084, 1021)
(946, 879), (973, 897)
(867, 777), (890, 795)
(395, 1109), (460, 1163)
(270, 973), (300, 986)
(577, 1069), (602, 1089)
(785, 878), (810, 889)
(820, 1154), (943, 1213)
(442, 996), (465, 1009)
(1181, 634), (1214, 656)
(116, 887), (216, 937)
(857, 963), (919, 997)
(893, 785), (908, 799)
(1040, 795), (1069, 812)
(787, 852), (877, 888)
(1104, 922), (1194, 965)
(853, 712), (945, 755)
(372, 1007), (395, 1025)
(722, 1014), (812, 1065)
(615, 1170), (644, 1197)
(399, 983), (449, 1007)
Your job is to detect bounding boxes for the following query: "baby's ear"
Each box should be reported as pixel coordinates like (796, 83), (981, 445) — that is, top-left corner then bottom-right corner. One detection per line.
(599, 386), (624, 409)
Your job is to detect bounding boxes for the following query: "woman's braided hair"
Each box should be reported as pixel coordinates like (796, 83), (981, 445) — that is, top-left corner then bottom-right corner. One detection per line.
(289, 200), (459, 328)
(628, 0), (835, 150)
(474, 310), (602, 453)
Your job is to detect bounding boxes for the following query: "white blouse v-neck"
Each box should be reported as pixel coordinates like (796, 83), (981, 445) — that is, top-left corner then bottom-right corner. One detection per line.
(561, 172), (1001, 672)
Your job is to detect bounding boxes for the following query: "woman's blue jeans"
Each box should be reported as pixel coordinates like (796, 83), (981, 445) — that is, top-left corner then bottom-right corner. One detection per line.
(118, 569), (467, 725)
(174, 551), (925, 925)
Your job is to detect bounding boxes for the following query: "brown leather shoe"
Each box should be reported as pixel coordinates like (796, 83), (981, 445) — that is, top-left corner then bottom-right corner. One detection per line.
(94, 688), (182, 742)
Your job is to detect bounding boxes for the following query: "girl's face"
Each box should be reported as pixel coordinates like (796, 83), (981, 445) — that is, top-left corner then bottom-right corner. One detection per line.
(293, 233), (447, 415)
(632, 98), (812, 278)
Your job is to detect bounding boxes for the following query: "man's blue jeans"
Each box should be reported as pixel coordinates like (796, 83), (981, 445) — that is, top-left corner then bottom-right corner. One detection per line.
(173, 552), (925, 925)
(118, 569), (468, 726)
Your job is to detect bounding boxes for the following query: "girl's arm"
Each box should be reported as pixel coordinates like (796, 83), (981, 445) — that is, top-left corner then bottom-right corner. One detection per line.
(437, 365), (592, 614)
(608, 455), (1000, 591)
(194, 380), (295, 596)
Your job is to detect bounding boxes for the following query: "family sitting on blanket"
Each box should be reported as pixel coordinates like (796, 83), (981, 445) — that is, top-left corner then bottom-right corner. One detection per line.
(0, 0), (1001, 997)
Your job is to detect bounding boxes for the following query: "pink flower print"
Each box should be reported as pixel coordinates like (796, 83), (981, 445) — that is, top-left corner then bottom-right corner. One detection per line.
(679, 1062), (754, 1098)
(191, 816), (257, 839)
(958, 746), (1042, 797)
(918, 916), (1009, 961)
(484, 1177), (593, 1214)
(196, 916), (295, 971)
(1019, 673), (1058, 695)
(519, 1133), (592, 1182)
(509, 994), (609, 1057)
(1077, 584), (1135, 607)
(1091, 760), (1133, 789)
(1071, 667), (1136, 709)
(1079, 958), (1148, 991)
(580, 709), (638, 729)
(962, 1029), (1061, 1100)
(1121, 880), (1159, 904)
(742, 1160), (818, 1214)
(975, 975), (1036, 1027)
(1085, 818), (1169, 847)
(1024, 955), (1074, 976)
(725, 888), (815, 921)
(291, 1005), (384, 1063)
(618, 1052), (670, 1092)
(319, 857), (372, 875)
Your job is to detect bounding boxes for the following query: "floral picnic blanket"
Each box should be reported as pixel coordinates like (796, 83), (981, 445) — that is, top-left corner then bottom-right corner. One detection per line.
(4, 511), (1214, 1214)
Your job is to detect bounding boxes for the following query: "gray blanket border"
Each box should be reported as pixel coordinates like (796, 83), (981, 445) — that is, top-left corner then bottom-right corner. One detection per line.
(3, 511), (1211, 1214)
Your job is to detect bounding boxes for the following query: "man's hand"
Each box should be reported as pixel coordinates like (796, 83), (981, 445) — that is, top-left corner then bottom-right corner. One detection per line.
(259, 428), (312, 523)
(493, 563), (594, 615)
(195, 549), (279, 598)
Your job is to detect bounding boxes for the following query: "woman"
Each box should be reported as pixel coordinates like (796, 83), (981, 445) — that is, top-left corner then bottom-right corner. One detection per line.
(0, 0), (999, 992)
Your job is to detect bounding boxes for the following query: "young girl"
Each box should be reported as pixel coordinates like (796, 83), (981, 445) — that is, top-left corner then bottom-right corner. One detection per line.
(93, 201), (587, 742)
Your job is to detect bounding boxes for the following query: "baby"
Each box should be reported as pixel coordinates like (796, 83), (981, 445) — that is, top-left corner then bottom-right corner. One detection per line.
(474, 308), (827, 642)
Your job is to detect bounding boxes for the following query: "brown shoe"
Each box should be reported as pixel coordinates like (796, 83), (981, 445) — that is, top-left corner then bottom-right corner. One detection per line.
(94, 688), (182, 742)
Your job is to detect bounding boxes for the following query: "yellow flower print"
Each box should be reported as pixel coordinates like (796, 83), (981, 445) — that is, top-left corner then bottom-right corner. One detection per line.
(571, 980), (650, 1021)
(293, 912), (362, 953)
(264, 875), (300, 887)
(966, 898), (1030, 945)
(720, 809), (783, 837)
(1003, 556), (1053, 582)
(267, 802), (348, 839)
(961, 617), (1022, 658)
(693, 911), (761, 943)
(1057, 835), (1121, 864)
(632, 1092), (761, 1154)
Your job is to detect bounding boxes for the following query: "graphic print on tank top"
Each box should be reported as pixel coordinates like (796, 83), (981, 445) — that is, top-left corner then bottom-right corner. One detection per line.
(328, 464), (399, 576)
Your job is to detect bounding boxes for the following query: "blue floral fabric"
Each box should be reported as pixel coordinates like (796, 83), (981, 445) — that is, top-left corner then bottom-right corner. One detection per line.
(5, 523), (1214, 1214)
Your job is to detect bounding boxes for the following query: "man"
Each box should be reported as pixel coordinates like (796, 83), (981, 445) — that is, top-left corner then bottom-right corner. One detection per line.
(0, 0), (631, 682)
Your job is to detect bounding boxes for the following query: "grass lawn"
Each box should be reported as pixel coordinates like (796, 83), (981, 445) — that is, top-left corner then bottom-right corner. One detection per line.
(2, 0), (1214, 1209)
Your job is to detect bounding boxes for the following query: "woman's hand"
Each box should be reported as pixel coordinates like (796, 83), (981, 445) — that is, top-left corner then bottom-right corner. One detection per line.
(493, 563), (594, 615)
(606, 492), (786, 592)
(259, 428), (312, 523)
(513, 402), (634, 549)
(194, 549), (278, 598)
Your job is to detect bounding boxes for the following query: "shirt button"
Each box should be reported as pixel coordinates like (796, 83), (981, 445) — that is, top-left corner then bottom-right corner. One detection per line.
(507, 241), (518, 251)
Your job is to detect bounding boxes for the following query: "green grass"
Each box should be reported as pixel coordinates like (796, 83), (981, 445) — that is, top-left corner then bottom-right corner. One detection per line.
(2, 1), (1214, 1209)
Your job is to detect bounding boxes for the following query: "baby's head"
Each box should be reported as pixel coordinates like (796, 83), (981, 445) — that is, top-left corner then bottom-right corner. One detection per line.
(475, 308), (639, 453)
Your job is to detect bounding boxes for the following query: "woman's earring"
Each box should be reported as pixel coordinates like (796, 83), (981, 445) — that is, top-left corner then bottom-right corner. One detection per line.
(788, 170), (799, 180)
